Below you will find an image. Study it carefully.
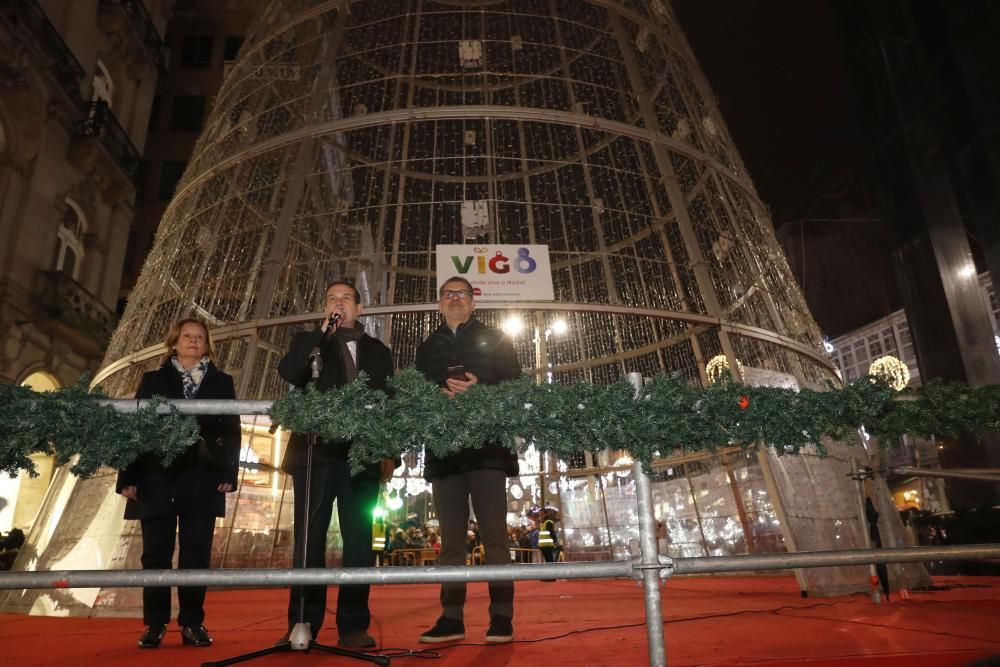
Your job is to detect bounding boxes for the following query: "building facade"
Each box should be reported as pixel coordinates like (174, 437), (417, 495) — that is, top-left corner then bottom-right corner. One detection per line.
(121, 0), (264, 303)
(828, 272), (1000, 513)
(829, 273), (999, 387)
(0, 0), (170, 533)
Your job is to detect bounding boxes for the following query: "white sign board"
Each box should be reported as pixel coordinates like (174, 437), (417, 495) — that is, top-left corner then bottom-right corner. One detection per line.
(435, 244), (554, 301)
(742, 366), (800, 391)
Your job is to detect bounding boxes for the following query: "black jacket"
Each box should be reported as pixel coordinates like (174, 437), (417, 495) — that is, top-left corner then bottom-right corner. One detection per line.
(414, 317), (522, 480)
(277, 326), (394, 476)
(116, 361), (241, 520)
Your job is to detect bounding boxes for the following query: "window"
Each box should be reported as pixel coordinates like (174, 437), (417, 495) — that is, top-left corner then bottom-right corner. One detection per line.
(181, 34), (214, 68)
(867, 334), (882, 358)
(158, 161), (187, 201)
(54, 198), (87, 280)
(224, 36), (244, 61)
(882, 331), (897, 356)
(853, 340), (868, 366)
(170, 96), (206, 131)
(92, 59), (113, 107)
(20, 371), (60, 392)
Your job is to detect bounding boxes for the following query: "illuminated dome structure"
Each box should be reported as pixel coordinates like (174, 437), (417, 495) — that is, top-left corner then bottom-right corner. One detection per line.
(2, 0), (925, 616)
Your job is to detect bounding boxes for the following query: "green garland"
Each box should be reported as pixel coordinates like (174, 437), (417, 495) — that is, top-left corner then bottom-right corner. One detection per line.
(2, 370), (999, 479)
(0, 378), (199, 478)
(270, 369), (1000, 476)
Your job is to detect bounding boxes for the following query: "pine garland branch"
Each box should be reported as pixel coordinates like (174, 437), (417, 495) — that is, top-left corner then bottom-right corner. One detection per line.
(0, 378), (199, 478)
(3, 371), (1000, 479)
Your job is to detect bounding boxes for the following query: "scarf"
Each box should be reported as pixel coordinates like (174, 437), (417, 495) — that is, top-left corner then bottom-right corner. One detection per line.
(331, 323), (364, 382)
(171, 356), (211, 398)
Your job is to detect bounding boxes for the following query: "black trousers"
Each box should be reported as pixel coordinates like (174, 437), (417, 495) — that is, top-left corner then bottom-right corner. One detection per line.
(140, 514), (216, 626)
(287, 459), (380, 638)
(432, 468), (513, 622)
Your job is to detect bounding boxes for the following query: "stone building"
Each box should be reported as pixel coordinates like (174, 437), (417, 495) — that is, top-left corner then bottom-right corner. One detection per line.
(0, 0), (170, 533)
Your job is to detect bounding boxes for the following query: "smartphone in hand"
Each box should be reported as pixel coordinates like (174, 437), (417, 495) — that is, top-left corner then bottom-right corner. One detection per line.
(446, 365), (468, 381)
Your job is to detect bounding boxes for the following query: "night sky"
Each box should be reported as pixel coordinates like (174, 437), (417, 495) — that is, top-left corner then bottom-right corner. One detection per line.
(673, 1), (902, 337)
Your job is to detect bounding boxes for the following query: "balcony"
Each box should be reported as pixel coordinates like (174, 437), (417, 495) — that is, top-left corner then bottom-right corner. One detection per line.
(69, 101), (142, 200)
(1, 0), (85, 103)
(36, 271), (118, 355)
(97, 0), (166, 71)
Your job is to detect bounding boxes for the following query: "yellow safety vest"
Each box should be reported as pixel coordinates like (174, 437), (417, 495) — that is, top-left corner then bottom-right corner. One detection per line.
(538, 519), (555, 547)
(372, 522), (386, 551)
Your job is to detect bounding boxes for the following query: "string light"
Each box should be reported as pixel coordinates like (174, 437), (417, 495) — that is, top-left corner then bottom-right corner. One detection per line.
(869, 355), (910, 391)
(706, 354), (743, 384)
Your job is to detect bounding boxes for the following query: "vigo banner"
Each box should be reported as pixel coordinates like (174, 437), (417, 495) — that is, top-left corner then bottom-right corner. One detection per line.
(435, 244), (554, 301)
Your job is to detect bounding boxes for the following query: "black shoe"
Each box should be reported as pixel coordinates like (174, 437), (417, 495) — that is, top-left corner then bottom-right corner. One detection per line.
(486, 616), (513, 644)
(419, 617), (465, 643)
(137, 624), (167, 648)
(180, 624), (213, 647)
(338, 631), (377, 649)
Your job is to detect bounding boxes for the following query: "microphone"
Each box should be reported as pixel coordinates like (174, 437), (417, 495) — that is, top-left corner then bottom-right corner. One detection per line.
(309, 346), (322, 381)
(326, 312), (342, 332)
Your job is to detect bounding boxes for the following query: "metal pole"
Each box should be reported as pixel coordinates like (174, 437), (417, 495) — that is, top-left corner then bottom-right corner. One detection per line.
(598, 474), (615, 560)
(0, 559), (633, 590)
(628, 372), (666, 667)
(892, 467), (1000, 483)
(97, 398), (273, 414)
(671, 544), (1000, 575)
(850, 458), (881, 604)
(3, 544), (997, 590)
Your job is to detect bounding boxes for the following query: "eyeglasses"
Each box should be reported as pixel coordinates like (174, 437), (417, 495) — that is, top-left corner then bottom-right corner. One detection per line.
(442, 289), (471, 300)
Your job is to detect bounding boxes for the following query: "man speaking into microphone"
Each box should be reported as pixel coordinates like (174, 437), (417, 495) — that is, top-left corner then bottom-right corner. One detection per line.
(276, 280), (396, 649)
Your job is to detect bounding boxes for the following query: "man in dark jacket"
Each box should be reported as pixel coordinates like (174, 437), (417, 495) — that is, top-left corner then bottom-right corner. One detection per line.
(277, 280), (396, 649)
(415, 276), (521, 645)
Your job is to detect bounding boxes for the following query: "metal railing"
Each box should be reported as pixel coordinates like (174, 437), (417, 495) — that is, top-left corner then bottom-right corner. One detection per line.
(11, 380), (1000, 665)
(98, 0), (165, 70)
(4, 0), (85, 101)
(38, 271), (117, 346)
(73, 101), (142, 185)
(3, 544), (997, 591)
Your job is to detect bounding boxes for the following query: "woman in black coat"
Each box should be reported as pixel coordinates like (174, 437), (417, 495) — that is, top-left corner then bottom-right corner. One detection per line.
(116, 318), (241, 649)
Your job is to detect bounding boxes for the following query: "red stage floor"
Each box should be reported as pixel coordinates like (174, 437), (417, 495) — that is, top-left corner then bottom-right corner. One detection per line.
(1, 576), (999, 666)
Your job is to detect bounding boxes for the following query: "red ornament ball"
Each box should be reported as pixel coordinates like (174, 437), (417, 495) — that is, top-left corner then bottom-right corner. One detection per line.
(738, 395), (750, 410)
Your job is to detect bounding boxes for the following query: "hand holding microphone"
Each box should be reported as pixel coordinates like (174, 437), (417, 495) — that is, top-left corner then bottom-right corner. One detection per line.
(323, 311), (342, 334)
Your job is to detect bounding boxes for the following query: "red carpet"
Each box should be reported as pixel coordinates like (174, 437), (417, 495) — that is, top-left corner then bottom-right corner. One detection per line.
(2, 576), (999, 666)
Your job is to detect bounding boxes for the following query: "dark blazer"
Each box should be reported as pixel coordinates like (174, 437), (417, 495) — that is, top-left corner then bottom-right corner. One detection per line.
(414, 317), (522, 480)
(277, 326), (395, 476)
(116, 360), (242, 520)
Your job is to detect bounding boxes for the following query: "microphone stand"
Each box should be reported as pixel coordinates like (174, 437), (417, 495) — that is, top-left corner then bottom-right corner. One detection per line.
(204, 339), (389, 666)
